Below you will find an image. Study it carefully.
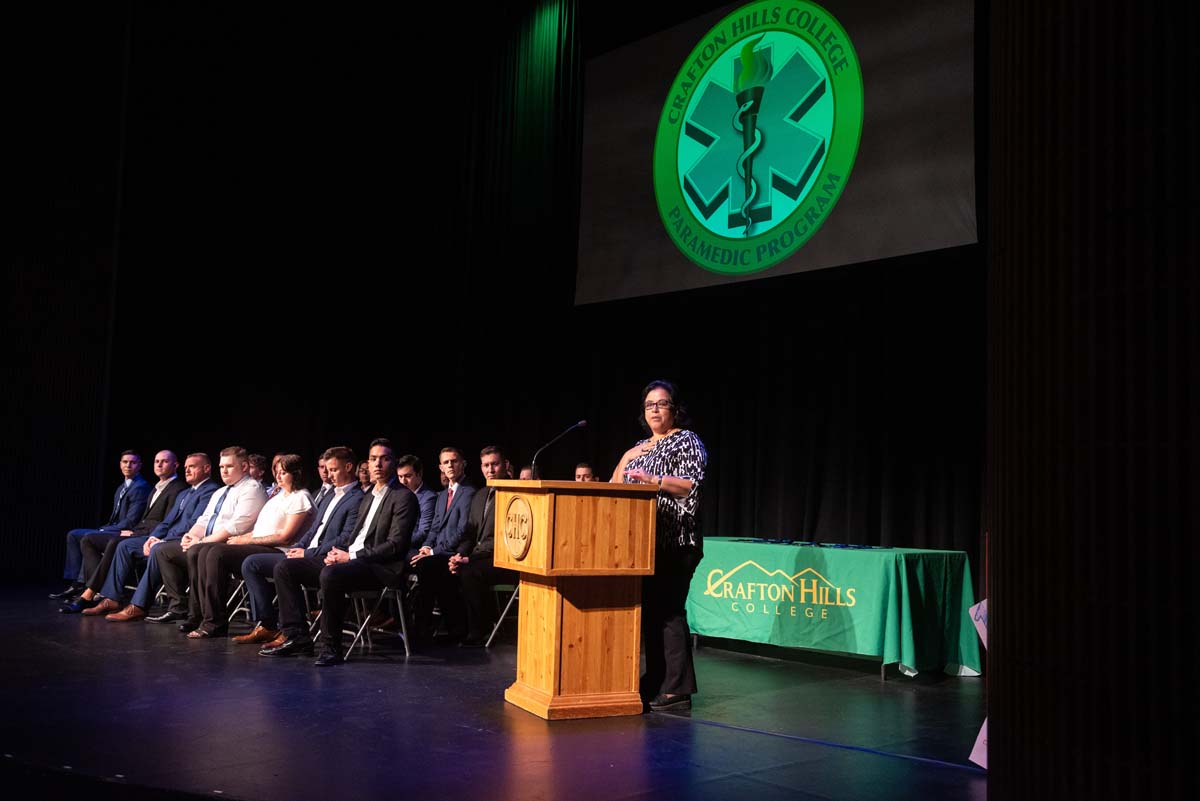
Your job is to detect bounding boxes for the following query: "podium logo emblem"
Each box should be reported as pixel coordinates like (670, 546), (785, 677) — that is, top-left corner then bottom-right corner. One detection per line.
(503, 496), (534, 561)
(653, 0), (863, 275)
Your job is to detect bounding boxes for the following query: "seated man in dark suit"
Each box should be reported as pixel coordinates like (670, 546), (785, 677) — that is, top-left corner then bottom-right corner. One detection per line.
(79, 454), (220, 620)
(408, 445), (477, 639)
(261, 438), (419, 666)
(232, 446), (364, 645)
(447, 445), (517, 647)
(311, 456), (332, 508)
(63, 450), (186, 613)
(53, 450), (152, 599)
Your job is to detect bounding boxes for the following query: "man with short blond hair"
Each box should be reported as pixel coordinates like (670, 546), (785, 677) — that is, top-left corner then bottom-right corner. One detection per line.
(152, 446), (267, 632)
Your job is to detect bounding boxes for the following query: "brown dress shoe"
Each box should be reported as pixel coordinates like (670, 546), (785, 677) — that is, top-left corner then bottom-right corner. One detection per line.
(232, 624), (281, 644)
(262, 632), (288, 649)
(106, 604), (146, 622)
(82, 598), (122, 616)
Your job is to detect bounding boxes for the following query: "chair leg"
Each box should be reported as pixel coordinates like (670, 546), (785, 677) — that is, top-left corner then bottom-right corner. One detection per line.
(392, 587), (411, 658)
(344, 592), (388, 661)
(486, 586), (519, 648)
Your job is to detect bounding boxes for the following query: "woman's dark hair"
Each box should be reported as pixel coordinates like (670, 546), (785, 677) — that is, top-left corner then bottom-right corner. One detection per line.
(277, 453), (304, 488)
(638, 379), (692, 434)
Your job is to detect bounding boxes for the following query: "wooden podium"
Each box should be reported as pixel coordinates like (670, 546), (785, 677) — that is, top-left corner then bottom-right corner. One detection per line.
(490, 479), (659, 720)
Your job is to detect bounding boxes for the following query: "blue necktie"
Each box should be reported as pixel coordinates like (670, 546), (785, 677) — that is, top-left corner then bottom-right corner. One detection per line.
(109, 484), (128, 524)
(205, 487), (231, 537)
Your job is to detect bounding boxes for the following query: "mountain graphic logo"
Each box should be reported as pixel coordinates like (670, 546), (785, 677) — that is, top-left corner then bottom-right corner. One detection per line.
(705, 559), (857, 606)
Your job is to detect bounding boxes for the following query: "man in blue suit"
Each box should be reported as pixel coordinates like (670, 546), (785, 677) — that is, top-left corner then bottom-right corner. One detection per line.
(409, 445), (477, 639)
(231, 446), (365, 644)
(52, 450), (151, 599)
(396, 453), (438, 546)
(85, 454), (220, 621)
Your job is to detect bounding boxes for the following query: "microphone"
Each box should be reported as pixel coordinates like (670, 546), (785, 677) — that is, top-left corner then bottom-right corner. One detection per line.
(530, 420), (587, 478)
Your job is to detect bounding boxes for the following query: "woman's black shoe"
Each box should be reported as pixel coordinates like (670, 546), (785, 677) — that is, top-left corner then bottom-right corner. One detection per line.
(648, 694), (692, 712)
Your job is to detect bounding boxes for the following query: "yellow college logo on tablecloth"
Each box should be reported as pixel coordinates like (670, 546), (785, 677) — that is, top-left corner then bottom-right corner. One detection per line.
(704, 560), (856, 618)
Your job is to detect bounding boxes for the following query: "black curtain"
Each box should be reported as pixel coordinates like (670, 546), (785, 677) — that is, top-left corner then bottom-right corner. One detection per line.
(8, 1), (984, 612)
(987, 1), (1196, 799)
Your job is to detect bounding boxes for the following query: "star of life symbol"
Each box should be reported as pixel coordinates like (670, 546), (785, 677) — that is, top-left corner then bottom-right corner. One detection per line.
(681, 36), (829, 237)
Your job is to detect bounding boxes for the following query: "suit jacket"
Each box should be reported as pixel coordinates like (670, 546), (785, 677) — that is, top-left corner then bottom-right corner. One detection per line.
(156, 479), (221, 542)
(103, 475), (151, 530)
(296, 483), (364, 558)
(411, 484), (438, 545)
(128, 476), (189, 537)
(344, 479), (419, 581)
(411, 482), (476, 557)
(457, 486), (498, 561)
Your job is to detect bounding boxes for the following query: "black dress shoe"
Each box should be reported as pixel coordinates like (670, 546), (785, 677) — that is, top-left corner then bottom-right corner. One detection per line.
(60, 597), (99, 614)
(313, 646), (344, 667)
(49, 584), (85, 600)
(259, 637), (314, 657)
(146, 611), (186, 623)
(648, 693), (692, 712)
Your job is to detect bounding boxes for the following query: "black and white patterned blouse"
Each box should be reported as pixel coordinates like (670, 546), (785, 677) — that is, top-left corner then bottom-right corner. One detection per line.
(622, 429), (707, 550)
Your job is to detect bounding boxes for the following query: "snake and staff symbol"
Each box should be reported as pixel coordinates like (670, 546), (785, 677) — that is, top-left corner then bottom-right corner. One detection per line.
(732, 36), (773, 236)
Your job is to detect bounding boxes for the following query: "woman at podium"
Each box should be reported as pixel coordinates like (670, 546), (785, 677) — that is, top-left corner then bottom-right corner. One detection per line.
(611, 379), (707, 712)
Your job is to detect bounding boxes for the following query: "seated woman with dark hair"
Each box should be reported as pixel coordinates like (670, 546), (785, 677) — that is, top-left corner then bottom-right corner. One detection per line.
(186, 454), (314, 638)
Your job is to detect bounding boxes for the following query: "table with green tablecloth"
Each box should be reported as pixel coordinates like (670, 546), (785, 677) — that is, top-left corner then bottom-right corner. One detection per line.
(686, 538), (982, 676)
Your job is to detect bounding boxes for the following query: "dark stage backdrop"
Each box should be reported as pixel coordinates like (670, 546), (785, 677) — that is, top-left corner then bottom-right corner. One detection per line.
(5, 1), (985, 599)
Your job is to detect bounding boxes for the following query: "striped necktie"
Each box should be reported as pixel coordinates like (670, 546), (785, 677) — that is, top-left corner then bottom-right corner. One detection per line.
(205, 486), (232, 537)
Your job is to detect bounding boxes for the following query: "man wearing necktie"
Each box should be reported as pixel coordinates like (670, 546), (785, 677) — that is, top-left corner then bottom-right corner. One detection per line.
(449, 445), (516, 647)
(71, 454), (220, 619)
(152, 446), (267, 633)
(408, 445), (487, 641)
(51, 451), (151, 600)
(311, 457), (332, 508)
(441, 448), (516, 647)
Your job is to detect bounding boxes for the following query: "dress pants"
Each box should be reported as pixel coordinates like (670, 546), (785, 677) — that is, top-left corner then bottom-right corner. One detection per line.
(412, 554), (464, 637)
(193, 543), (280, 634)
(275, 557), (388, 651)
(240, 551), (287, 627)
(96, 535), (150, 602)
(154, 541), (205, 622)
(457, 560), (518, 641)
(640, 545), (702, 699)
(63, 528), (104, 581)
(80, 532), (122, 592)
(131, 540), (170, 610)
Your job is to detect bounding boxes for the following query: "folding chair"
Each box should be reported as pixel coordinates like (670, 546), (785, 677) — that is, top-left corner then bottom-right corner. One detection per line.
(310, 580), (412, 660)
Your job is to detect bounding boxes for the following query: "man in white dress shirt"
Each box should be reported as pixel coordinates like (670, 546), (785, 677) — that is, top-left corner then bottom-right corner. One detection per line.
(153, 446), (267, 632)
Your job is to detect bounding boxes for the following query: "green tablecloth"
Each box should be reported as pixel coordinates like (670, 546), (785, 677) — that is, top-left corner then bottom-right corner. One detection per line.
(686, 538), (982, 675)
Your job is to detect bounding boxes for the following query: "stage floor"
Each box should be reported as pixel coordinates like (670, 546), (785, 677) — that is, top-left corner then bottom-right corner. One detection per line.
(0, 587), (985, 801)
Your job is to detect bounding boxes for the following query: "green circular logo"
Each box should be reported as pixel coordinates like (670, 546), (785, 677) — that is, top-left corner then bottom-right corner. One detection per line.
(653, 0), (863, 274)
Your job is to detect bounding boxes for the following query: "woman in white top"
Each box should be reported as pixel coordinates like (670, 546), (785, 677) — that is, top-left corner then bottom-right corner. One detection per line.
(188, 454), (315, 638)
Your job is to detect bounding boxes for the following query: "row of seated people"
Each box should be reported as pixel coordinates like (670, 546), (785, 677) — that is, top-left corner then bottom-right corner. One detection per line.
(51, 440), (518, 666)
